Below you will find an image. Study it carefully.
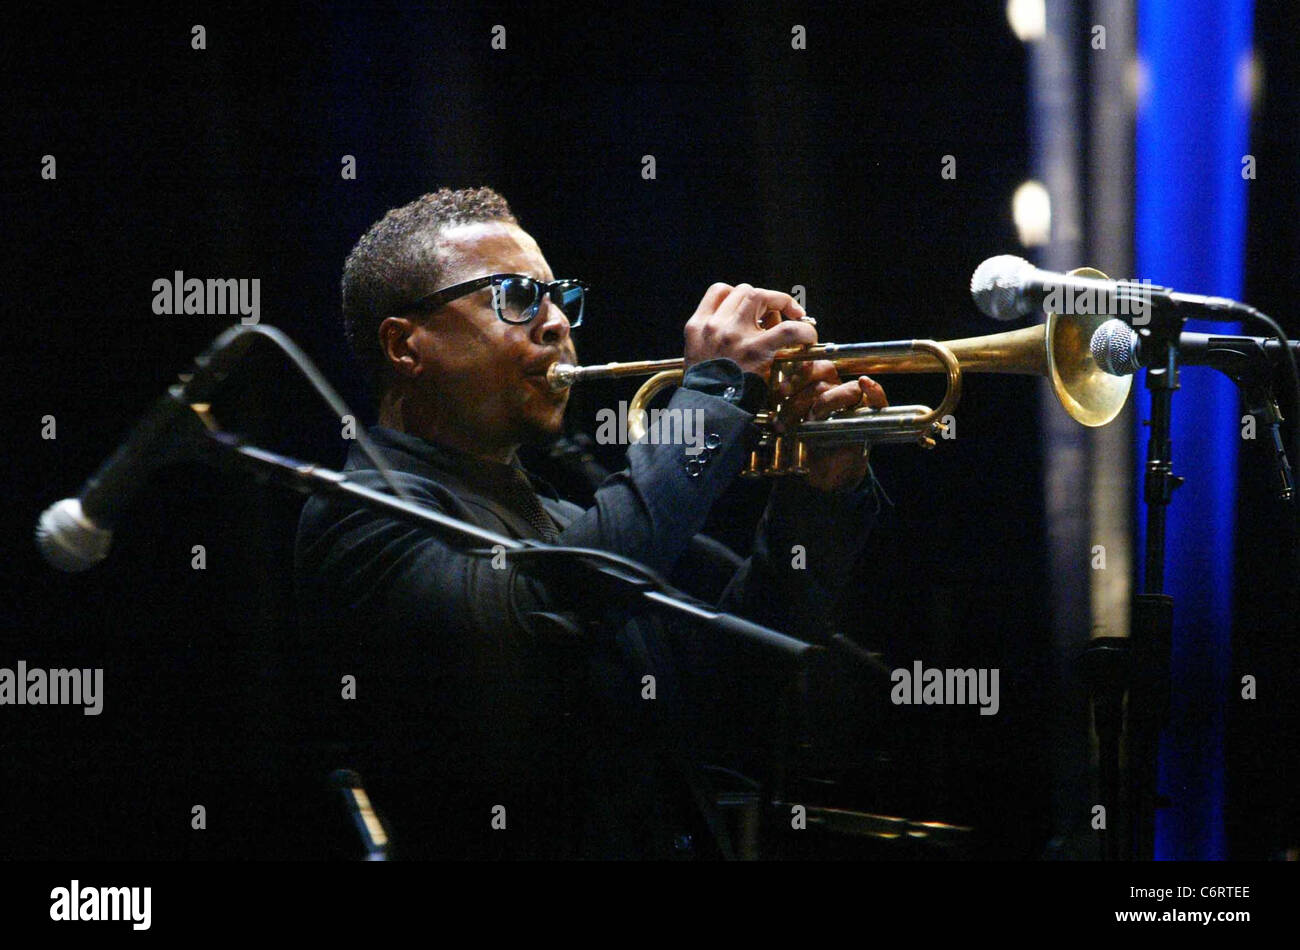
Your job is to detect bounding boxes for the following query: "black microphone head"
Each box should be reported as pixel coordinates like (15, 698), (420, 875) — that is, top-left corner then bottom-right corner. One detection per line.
(1090, 319), (1140, 376)
(970, 255), (1036, 321)
(328, 768), (363, 789)
(36, 498), (113, 572)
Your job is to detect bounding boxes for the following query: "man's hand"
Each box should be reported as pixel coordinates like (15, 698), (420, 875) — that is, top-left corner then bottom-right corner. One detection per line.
(776, 362), (889, 493)
(683, 283), (816, 376)
(682, 282), (886, 491)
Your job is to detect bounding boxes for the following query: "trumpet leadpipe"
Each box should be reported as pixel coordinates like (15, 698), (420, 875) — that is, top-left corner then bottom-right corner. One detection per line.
(545, 339), (928, 392)
(546, 358), (683, 391)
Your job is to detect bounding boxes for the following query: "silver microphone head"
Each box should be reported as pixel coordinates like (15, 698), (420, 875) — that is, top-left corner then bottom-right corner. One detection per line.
(970, 255), (1036, 321)
(1090, 318), (1140, 376)
(36, 498), (113, 572)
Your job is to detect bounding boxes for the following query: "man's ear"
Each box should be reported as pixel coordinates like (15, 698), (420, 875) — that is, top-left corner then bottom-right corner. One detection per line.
(378, 316), (423, 380)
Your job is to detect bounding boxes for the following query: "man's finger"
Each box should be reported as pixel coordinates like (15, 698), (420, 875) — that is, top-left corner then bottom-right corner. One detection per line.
(692, 281), (734, 317)
(755, 319), (818, 354)
(774, 380), (829, 430)
(857, 375), (889, 409)
(745, 287), (806, 321)
(807, 379), (874, 421)
(778, 359), (837, 397)
(717, 285), (806, 326)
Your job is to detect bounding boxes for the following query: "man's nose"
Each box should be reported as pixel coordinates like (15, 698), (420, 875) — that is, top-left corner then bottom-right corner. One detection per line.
(531, 294), (571, 346)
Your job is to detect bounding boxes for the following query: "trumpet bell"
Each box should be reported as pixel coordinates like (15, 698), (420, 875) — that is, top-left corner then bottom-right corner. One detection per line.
(1046, 267), (1133, 427)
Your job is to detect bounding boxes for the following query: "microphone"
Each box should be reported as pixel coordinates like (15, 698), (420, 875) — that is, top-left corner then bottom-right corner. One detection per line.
(1089, 319), (1300, 379)
(970, 254), (1250, 323)
(35, 326), (257, 572)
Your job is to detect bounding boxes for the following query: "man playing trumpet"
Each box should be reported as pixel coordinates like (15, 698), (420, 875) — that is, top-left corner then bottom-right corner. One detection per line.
(295, 186), (888, 859)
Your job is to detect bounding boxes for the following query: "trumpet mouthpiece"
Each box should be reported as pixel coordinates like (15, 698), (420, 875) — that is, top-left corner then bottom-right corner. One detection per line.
(547, 363), (578, 391)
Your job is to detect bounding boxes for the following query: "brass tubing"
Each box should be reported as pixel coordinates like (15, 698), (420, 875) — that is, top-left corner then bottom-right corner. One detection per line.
(781, 326), (1049, 378)
(544, 298), (1133, 470)
(546, 325), (1049, 391)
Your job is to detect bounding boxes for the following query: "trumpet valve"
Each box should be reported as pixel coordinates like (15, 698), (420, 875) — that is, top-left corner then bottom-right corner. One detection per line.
(764, 435), (791, 476)
(789, 439), (810, 475)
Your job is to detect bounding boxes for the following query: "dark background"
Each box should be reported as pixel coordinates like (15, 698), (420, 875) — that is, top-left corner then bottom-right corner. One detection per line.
(1, 2), (1295, 859)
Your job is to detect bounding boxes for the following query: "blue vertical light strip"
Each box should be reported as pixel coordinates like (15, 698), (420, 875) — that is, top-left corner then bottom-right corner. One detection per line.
(1136, 0), (1252, 860)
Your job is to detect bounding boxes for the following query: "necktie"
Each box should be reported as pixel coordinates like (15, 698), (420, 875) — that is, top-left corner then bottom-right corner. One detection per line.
(501, 467), (560, 543)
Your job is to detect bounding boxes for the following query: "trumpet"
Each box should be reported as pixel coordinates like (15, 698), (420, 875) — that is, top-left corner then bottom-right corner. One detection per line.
(546, 268), (1132, 477)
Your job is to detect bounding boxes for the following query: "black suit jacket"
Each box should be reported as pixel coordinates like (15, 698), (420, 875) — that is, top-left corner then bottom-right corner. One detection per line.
(295, 373), (879, 858)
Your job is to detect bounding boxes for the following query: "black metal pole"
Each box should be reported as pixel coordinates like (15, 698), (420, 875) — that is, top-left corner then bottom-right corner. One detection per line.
(1126, 318), (1185, 860)
(205, 432), (819, 664)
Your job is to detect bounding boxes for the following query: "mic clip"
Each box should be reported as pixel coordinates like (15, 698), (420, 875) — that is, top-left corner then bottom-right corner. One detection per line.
(1189, 338), (1293, 504)
(1239, 379), (1294, 505)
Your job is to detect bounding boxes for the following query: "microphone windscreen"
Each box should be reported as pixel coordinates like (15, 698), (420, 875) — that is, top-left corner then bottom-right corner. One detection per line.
(35, 498), (113, 572)
(1090, 319), (1140, 376)
(970, 255), (1035, 321)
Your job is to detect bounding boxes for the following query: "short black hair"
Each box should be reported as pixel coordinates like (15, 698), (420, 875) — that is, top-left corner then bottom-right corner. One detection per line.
(341, 187), (519, 388)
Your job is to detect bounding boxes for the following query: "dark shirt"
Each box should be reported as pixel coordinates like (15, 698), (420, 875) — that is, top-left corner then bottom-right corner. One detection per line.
(294, 360), (879, 858)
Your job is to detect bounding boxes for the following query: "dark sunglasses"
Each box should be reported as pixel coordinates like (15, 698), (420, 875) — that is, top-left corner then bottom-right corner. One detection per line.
(406, 273), (587, 328)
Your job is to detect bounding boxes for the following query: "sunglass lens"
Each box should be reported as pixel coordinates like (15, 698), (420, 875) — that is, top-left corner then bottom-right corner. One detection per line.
(495, 277), (542, 323)
(553, 281), (585, 327)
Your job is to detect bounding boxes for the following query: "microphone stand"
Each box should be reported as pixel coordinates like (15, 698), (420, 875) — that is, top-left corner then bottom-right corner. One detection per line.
(198, 430), (817, 663)
(42, 318), (825, 859)
(1125, 307), (1187, 862)
(1123, 322), (1296, 861)
(1080, 305), (1185, 862)
(197, 429), (823, 860)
